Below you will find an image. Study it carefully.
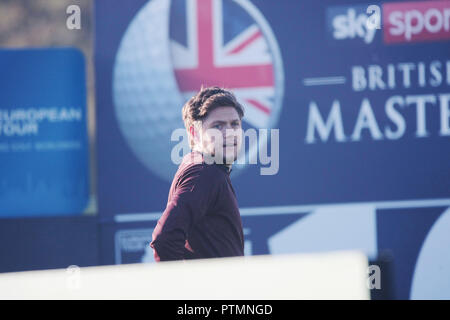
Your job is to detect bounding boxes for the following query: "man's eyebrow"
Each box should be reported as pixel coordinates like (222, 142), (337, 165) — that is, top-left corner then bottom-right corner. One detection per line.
(209, 119), (241, 126)
(209, 120), (226, 126)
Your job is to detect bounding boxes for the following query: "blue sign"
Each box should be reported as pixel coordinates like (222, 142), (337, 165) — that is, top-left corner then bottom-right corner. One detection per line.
(0, 48), (90, 217)
(95, 0), (450, 299)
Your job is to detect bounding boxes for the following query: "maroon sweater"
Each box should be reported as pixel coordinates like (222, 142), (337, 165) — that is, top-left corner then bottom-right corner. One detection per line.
(151, 151), (244, 261)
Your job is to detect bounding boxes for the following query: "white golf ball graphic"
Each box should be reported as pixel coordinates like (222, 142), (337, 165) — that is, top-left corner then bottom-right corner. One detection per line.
(113, 0), (284, 182)
(113, 0), (184, 182)
(410, 207), (450, 299)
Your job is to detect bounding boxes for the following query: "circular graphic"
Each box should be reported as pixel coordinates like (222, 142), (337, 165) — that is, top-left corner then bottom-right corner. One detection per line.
(113, 0), (284, 181)
(410, 207), (450, 299)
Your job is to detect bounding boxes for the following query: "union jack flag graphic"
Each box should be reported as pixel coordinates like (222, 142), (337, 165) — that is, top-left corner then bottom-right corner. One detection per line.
(169, 0), (281, 129)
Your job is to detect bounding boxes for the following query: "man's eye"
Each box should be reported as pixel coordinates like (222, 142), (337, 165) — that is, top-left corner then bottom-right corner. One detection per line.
(214, 124), (222, 129)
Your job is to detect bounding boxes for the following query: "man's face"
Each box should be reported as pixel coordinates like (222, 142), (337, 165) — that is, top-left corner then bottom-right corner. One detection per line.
(192, 106), (242, 164)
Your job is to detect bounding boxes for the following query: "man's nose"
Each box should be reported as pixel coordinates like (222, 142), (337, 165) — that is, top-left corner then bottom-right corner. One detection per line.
(224, 128), (240, 144)
(222, 124), (237, 136)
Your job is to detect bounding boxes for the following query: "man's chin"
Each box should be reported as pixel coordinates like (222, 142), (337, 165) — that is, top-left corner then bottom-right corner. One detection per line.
(223, 156), (236, 165)
(223, 150), (238, 164)
(203, 148), (238, 165)
(209, 155), (236, 165)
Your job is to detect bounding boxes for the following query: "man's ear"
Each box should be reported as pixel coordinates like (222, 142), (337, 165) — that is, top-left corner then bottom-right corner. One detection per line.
(190, 121), (204, 149)
(189, 124), (200, 148)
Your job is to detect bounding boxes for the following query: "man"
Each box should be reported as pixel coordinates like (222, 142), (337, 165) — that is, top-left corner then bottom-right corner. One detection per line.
(150, 86), (245, 261)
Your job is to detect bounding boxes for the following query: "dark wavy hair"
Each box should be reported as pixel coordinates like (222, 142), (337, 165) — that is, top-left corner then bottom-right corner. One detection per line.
(182, 86), (244, 147)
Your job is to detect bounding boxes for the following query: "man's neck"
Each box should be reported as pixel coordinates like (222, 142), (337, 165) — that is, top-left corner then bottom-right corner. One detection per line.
(197, 151), (233, 172)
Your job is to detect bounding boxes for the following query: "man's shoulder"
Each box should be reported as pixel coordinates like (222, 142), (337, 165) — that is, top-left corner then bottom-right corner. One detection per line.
(177, 152), (224, 182)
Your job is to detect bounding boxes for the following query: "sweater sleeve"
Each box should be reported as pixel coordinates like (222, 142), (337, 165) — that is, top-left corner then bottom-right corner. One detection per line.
(150, 164), (221, 261)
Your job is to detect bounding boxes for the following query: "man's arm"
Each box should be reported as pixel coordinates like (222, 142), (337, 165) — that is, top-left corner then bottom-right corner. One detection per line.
(150, 164), (220, 261)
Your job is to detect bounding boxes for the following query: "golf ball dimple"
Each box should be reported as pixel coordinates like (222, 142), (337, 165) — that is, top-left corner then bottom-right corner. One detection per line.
(113, 0), (186, 182)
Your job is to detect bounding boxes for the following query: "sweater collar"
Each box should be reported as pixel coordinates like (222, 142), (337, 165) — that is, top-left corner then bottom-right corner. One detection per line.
(190, 151), (232, 175)
(216, 163), (232, 175)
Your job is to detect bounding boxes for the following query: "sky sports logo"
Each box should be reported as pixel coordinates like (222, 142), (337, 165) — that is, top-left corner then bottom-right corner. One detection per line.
(328, 0), (450, 44)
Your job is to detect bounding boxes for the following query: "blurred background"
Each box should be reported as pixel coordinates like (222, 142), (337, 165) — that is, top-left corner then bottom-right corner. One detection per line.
(0, 0), (449, 300)
(0, 0), (96, 214)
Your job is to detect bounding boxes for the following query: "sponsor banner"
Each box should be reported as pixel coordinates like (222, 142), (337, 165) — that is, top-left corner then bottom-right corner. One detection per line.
(326, 3), (382, 45)
(327, 0), (450, 45)
(102, 214), (303, 265)
(97, 0), (450, 214)
(383, 0), (450, 44)
(96, 0), (450, 298)
(109, 204), (450, 299)
(0, 49), (90, 217)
